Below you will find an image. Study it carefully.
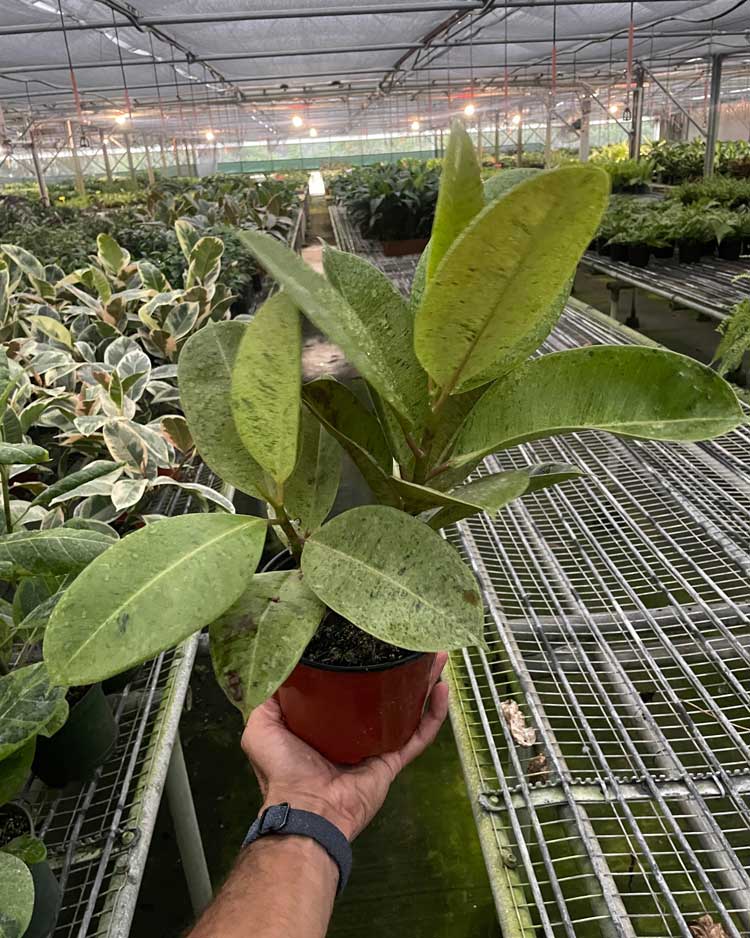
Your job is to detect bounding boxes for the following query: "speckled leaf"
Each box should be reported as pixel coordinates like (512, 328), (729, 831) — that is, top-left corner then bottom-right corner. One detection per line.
(0, 528), (113, 575)
(284, 410), (341, 535)
(231, 293), (301, 485)
(302, 378), (399, 507)
(390, 471), (530, 524)
(414, 166), (609, 392)
(0, 662), (67, 760)
(178, 321), (270, 499)
(302, 505), (484, 651)
(428, 121), (483, 281)
(236, 229), (418, 425)
(0, 851), (34, 938)
(210, 569), (325, 718)
(409, 243), (430, 316)
(43, 514), (266, 685)
(455, 346), (744, 465)
(427, 463), (583, 529)
(483, 167), (540, 202)
(0, 443), (49, 466)
(322, 246), (427, 423)
(0, 739), (35, 804)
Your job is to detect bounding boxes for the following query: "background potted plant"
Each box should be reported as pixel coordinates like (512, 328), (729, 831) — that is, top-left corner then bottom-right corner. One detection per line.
(42, 123), (743, 765)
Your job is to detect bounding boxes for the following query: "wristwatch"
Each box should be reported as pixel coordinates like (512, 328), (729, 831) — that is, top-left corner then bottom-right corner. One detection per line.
(242, 802), (352, 896)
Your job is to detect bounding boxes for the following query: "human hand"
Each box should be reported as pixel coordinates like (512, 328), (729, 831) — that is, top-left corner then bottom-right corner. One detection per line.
(241, 652), (449, 841)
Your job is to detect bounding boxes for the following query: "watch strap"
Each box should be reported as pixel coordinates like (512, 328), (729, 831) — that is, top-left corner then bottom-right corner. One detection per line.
(243, 803), (352, 895)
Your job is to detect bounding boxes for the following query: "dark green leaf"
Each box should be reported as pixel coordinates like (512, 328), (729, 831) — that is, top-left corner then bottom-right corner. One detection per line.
(284, 410), (341, 535)
(0, 443), (49, 466)
(0, 529), (113, 575)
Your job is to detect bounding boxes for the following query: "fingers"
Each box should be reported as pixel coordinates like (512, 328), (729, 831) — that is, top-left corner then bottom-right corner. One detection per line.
(429, 651), (449, 689)
(395, 679), (450, 770)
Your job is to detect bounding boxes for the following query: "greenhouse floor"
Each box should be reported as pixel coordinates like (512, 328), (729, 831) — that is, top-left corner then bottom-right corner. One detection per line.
(130, 655), (499, 938)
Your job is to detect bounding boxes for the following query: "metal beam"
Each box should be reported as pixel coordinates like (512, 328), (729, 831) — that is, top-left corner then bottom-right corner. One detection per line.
(704, 54), (724, 178)
(29, 131), (49, 206)
(638, 62), (707, 138)
(629, 66), (645, 160)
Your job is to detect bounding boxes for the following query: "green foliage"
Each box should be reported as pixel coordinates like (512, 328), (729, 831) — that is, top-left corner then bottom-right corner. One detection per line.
(714, 298), (750, 377)
(0, 851), (34, 938)
(594, 157), (654, 193)
(40, 125), (744, 725)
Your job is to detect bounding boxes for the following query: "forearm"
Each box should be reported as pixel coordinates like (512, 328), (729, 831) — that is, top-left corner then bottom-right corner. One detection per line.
(188, 836), (337, 938)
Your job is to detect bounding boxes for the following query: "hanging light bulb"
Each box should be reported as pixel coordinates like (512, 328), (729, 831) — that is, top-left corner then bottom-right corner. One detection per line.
(205, 130), (215, 141)
(463, 102), (476, 117)
(291, 114), (303, 128)
(309, 127), (318, 137)
(114, 113), (128, 125)
(609, 103), (620, 115)
(511, 113), (522, 125)
(410, 119), (420, 131)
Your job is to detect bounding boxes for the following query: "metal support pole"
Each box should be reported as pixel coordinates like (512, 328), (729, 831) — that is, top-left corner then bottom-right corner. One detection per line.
(143, 136), (155, 185)
(191, 143), (200, 176)
(579, 96), (591, 162)
(123, 132), (137, 186)
(183, 139), (193, 176)
(66, 119), (86, 197)
(704, 54), (724, 178)
(172, 138), (182, 176)
(165, 734), (213, 916)
(629, 67), (645, 160)
(159, 135), (168, 172)
(544, 95), (553, 168)
(29, 131), (50, 207)
(494, 112), (500, 162)
(99, 130), (113, 183)
(515, 119), (523, 167)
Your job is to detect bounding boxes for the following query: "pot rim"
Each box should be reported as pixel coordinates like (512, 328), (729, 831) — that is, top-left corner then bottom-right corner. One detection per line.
(0, 800), (34, 846)
(298, 649), (426, 674)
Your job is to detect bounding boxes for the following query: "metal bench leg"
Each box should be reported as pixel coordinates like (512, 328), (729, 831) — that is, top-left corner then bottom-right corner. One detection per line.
(625, 288), (640, 329)
(166, 734), (213, 916)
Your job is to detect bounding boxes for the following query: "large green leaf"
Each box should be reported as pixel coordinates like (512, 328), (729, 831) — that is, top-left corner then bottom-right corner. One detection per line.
(1, 243), (45, 282)
(1, 834), (46, 865)
(414, 165), (610, 392)
(0, 663), (67, 761)
(0, 443), (49, 466)
(322, 246), (427, 422)
(0, 529), (113, 575)
(389, 470), (531, 520)
(231, 293), (301, 485)
(0, 851), (34, 938)
(178, 321), (270, 499)
(302, 379), (399, 507)
(428, 121), (483, 281)
(0, 739), (35, 804)
(210, 569), (325, 719)
(301, 505), (484, 651)
(43, 514), (267, 685)
(236, 229), (419, 425)
(483, 167), (540, 202)
(409, 244), (430, 316)
(455, 346), (744, 464)
(284, 410), (341, 535)
(428, 463), (583, 528)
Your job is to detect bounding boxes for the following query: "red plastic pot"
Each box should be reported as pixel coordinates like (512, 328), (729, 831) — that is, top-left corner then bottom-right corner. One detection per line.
(277, 652), (437, 764)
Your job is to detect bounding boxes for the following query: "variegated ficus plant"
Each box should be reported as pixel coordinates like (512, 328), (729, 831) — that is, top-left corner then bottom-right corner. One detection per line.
(43, 122), (743, 720)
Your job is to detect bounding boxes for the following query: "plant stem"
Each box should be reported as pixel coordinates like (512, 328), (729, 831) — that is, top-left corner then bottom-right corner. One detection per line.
(270, 501), (304, 562)
(0, 466), (11, 534)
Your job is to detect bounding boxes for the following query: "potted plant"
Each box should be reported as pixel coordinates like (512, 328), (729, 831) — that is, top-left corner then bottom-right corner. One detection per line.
(42, 123), (744, 764)
(0, 801), (61, 938)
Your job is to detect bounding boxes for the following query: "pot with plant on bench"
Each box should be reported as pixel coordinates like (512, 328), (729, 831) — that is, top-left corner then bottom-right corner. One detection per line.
(43, 123), (744, 765)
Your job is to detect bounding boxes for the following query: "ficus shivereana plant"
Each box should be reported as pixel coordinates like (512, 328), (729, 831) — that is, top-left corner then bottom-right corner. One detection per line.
(43, 121), (744, 720)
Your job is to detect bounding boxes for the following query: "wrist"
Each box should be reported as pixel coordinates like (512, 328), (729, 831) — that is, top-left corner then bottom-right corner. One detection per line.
(261, 792), (357, 841)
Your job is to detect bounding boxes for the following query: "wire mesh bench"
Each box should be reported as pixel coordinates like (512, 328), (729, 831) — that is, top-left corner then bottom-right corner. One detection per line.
(580, 251), (750, 324)
(330, 206), (750, 938)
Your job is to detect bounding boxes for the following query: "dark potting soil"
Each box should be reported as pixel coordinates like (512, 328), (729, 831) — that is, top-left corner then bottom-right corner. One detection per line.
(66, 685), (90, 707)
(0, 809), (30, 847)
(304, 611), (414, 668)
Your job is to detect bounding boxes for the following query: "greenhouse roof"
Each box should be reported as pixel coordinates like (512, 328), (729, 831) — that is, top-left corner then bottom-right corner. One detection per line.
(0, 1), (749, 140)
